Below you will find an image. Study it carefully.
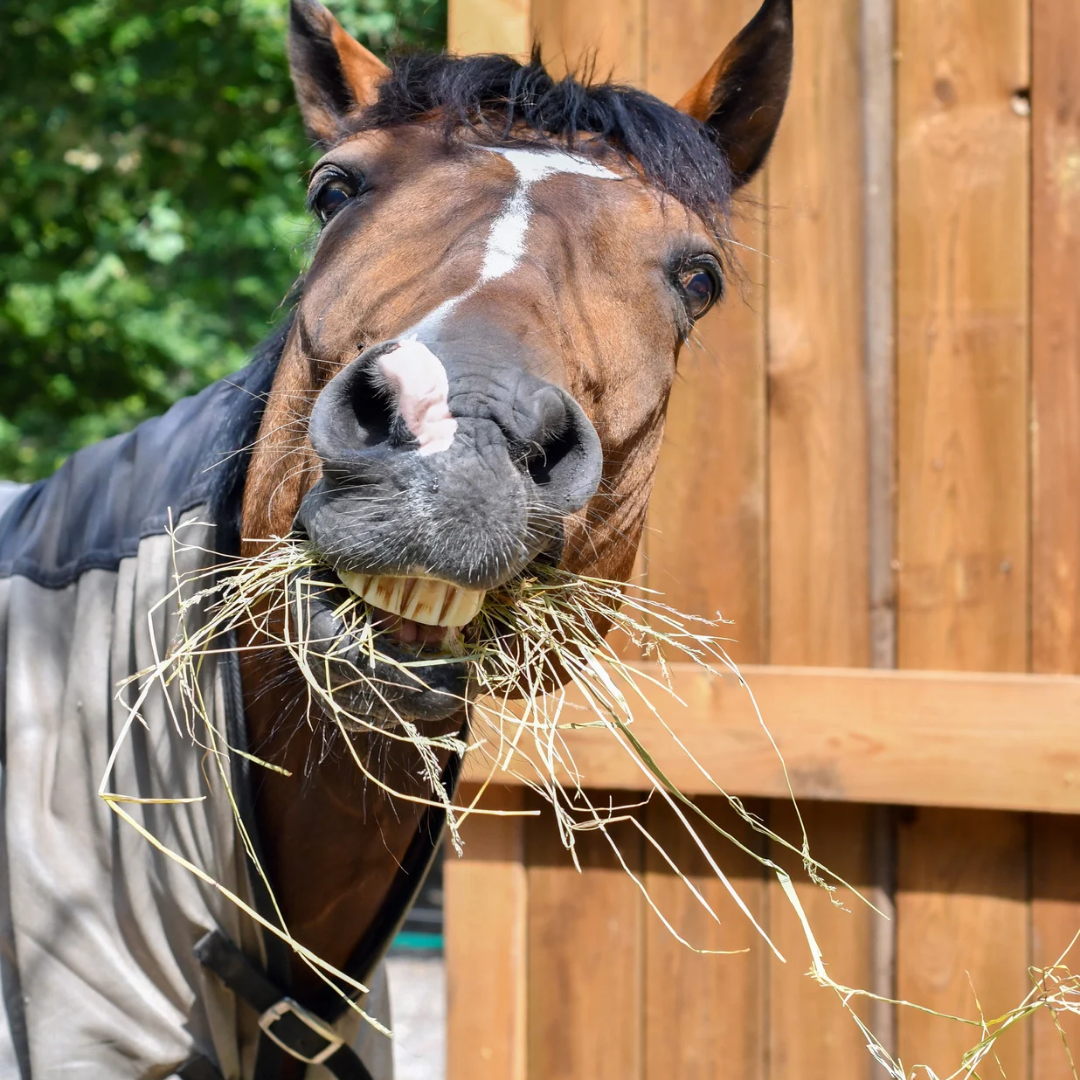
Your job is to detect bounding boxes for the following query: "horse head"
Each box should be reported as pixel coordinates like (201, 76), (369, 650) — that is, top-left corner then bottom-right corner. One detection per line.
(241, 0), (793, 731)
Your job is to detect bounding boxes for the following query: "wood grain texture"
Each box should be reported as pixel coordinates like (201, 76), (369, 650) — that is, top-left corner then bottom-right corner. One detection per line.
(465, 663), (1080, 813)
(525, 790), (644, 1080)
(1031, 814), (1080, 1080)
(530, 0), (645, 84)
(642, 0), (767, 667)
(448, 0), (531, 56)
(767, 0), (869, 668)
(897, 808), (1030, 1079)
(895, 0), (1030, 672)
(768, 800), (875, 1080)
(643, 0), (758, 105)
(445, 785), (527, 1080)
(643, 796), (767, 1079)
(1032, 0), (1080, 675)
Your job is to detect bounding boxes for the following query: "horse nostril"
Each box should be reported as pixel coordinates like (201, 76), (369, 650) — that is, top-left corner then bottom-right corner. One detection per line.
(348, 364), (396, 446)
(518, 385), (602, 512)
(307, 345), (400, 477)
(525, 386), (571, 449)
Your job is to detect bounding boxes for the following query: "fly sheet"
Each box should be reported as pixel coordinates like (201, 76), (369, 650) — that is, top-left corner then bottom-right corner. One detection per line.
(0, 327), (437, 1079)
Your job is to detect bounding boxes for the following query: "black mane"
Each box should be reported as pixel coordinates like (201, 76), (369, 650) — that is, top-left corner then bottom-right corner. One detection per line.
(351, 51), (735, 239)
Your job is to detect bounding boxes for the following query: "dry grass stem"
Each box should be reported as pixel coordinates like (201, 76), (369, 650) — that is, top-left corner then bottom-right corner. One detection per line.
(97, 526), (1079, 1075)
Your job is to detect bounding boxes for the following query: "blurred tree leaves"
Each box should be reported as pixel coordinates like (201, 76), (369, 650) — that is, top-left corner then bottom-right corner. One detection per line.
(0, 0), (444, 480)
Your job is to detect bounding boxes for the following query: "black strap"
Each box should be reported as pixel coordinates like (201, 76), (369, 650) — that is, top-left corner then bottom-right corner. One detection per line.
(194, 931), (375, 1080)
(175, 1057), (226, 1080)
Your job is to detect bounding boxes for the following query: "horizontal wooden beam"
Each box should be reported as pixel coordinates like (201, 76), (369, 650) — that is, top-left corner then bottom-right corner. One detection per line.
(465, 664), (1080, 814)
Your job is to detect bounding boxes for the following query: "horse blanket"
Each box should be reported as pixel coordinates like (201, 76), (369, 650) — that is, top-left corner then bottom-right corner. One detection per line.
(0, 326), (441, 1079)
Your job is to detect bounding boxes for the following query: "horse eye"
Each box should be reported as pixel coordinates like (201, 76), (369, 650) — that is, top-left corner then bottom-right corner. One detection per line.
(679, 264), (721, 319)
(312, 177), (357, 223)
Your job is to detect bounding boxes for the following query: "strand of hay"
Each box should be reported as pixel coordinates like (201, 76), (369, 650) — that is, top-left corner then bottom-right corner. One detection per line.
(100, 523), (1080, 1076)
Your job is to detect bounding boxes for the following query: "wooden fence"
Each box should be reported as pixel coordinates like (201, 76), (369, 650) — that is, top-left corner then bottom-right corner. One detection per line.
(442, 0), (1080, 1076)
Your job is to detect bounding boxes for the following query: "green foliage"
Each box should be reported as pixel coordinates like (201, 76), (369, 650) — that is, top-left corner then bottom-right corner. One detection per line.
(0, 0), (445, 481)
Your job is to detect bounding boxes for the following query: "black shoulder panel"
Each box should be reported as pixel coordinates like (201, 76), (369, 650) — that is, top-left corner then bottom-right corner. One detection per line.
(0, 320), (288, 589)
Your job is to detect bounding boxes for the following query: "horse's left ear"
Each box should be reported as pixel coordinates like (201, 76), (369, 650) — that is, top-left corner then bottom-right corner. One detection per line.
(289, 0), (390, 145)
(675, 0), (793, 188)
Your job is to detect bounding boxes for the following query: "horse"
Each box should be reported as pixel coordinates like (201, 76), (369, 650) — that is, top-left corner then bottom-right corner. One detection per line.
(0, 1), (792, 1076)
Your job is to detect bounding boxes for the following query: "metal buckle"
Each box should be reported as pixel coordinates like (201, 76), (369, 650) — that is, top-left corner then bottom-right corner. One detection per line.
(257, 997), (344, 1066)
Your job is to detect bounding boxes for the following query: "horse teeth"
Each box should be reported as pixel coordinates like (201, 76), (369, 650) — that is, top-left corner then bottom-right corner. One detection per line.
(401, 579), (449, 624)
(336, 571), (369, 597)
(440, 586), (484, 626)
(335, 572), (485, 628)
(370, 575), (405, 614)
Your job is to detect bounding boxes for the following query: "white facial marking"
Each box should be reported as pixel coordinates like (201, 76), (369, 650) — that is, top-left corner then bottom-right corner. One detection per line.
(480, 185), (531, 281)
(403, 148), (622, 341)
(480, 148), (621, 283)
(394, 149), (622, 453)
(377, 341), (458, 456)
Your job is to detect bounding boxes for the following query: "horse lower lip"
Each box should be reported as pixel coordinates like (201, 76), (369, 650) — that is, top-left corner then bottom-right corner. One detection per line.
(336, 570), (485, 627)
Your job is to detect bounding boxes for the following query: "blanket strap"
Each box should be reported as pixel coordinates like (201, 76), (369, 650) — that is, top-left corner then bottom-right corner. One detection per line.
(175, 1056), (228, 1080)
(194, 930), (375, 1080)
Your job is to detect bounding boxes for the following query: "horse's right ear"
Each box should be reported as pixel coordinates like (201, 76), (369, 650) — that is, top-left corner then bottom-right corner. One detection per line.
(289, 0), (390, 145)
(675, 0), (793, 188)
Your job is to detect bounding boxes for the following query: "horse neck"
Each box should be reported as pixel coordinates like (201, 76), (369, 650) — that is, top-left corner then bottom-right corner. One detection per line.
(238, 646), (458, 999)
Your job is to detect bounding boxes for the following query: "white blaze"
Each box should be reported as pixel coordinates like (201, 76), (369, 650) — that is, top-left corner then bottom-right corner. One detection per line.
(395, 148), (622, 453)
(479, 148), (621, 283)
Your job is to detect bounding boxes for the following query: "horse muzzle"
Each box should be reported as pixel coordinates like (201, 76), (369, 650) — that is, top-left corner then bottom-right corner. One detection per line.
(287, 330), (602, 721)
(296, 332), (603, 590)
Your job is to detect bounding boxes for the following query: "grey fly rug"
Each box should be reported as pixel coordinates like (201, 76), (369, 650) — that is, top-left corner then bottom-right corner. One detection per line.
(0, 324), (448, 1080)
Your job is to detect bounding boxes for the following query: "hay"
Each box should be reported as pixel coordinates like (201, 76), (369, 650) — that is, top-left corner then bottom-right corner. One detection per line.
(99, 523), (1080, 1077)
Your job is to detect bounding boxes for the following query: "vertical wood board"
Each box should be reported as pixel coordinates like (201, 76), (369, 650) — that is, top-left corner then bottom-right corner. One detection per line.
(862, 0), (897, 671)
(525, 792), (644, 1080)
(530, 0), (645, 84)
(896, 808), (1030, 1079)
(1031, 815), (1080, 1080)
(448, 0), (531, 56)
(643, 797), (768, 1080)
(768, 800), (876, 1080)
(895, 0), (1030, 672)
(643, 0), (768, 667)
(767, 0), (870, 667)
(1032, 0), (1080, 675)
(445, 785), (527, 1080)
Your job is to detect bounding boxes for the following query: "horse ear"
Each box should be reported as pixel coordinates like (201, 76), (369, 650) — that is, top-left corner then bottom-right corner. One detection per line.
(288, 0), (390, 144)
(675, 0), (793, 188)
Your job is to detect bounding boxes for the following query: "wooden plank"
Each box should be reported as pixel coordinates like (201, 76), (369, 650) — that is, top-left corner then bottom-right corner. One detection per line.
(860, 0), (899, 1056)
(766, 0), (869, 667)
(1032, 0), (1080, 675)
(1031, 814), (1080, 1080)
(643, 0), (768, 669)
(1030, 11), (1080, 1071)
(445, 785), (527, 1080)
(643, 0), (759, 105)
(448, 0), (531, 57)
(896, 808), (1030, 1079)
(525, 789), (644, 1079)
(465, 663), (1080, 813)
(768, 800), (875, 1080)
(895, 0), (1030, 672)
(861, 0), (897, 671)
(530, 0), (645, 84)
(643, 796), (767, 1079)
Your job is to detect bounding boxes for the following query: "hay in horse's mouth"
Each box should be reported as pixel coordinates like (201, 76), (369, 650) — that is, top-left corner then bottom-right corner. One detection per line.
(122, 527), (1029, 1074)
